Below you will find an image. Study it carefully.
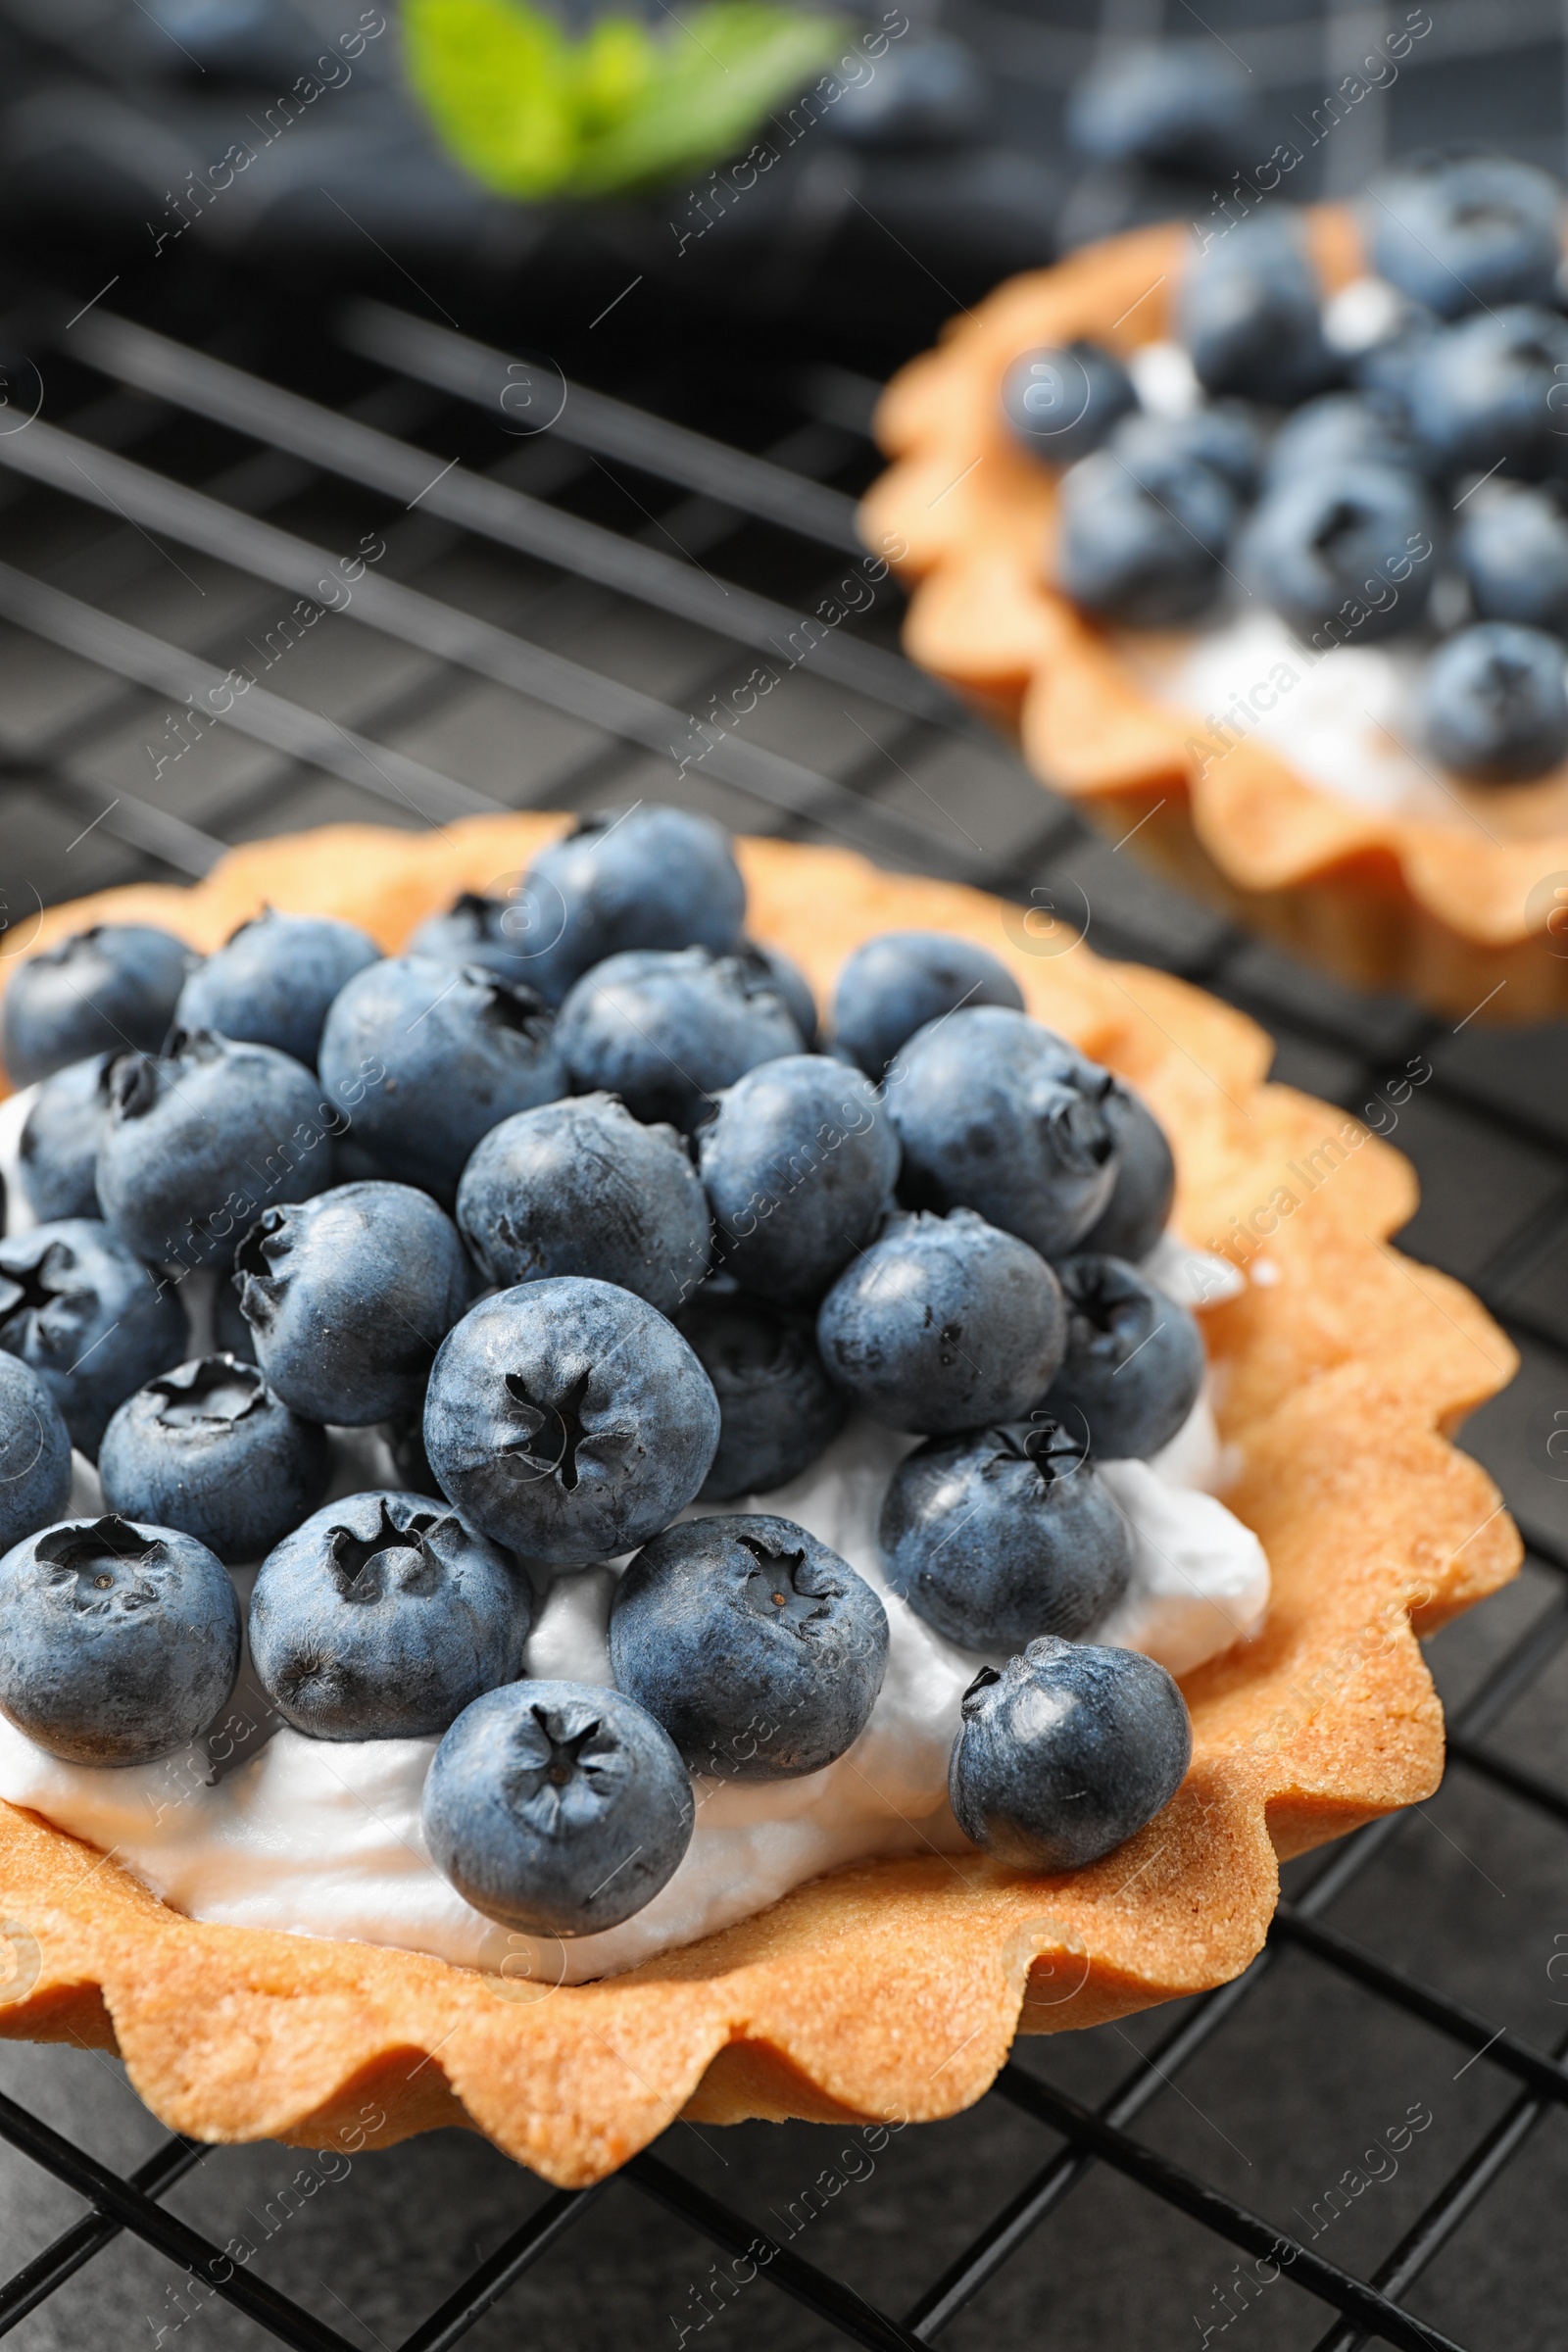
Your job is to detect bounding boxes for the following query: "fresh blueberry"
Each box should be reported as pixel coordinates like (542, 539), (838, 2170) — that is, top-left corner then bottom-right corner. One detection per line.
(408, 888), (559, 993)
(1261, 391), (1427, 489)
(422, 1278), (719, 1566)
(0, 1352), (73, 1554)
(1367, 152), (1564, 319)
(677, 1289), (847, 1499)
(1109, 405), (1262, 501)
(524, 807), (748, 1002)
(249, 1490), (530, 1740)
(1077, 1084), (1176, 1263)
(0, 1219), (187, 1457)
(1067, 42), (1253, 173)
(1418, 621), (1568, 781)
(737, 940), (818, 1049)
(318, 956), (565, 1204)
(0, 1512), (240, 1766)
(174, 909), (379, 1070)
(827, 34), (985, 149)
(233, 1182), (471, 1427)
(1038, 1256), (1203, 1458)
(456, 1094), (710, 1317)
(880, 1420), (1132, 1649)
(830, 930), (1024, 1079)
(1056, 439), (1234, 626)
(610, 1513), (889, 1780)
(555, 948), (803, 1134)
(698, 1055), (898, 1307)
(949, 1635), (1192, 1870)
(1, 925), (195, 1088)
(97, 1031), (331, 1271)
(1003, 341), (1138, 467)
(99, 1354), (330, 1563)
(816, 1207), (1065, 1435)
(17, 1054), (112, 1222)
(422, 1680), (694, 1936)
(1178, 217), (1339, 407)
(1405, 306), (1568, 481)
(1239, 464), (1439, 644)
(1458, 482), (1568, 638)
(887, 1007), (1119, 1260)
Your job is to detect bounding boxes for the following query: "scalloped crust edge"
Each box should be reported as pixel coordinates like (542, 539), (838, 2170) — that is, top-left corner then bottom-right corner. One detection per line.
(0, 817), (1520, 2184)
(859, 207), (1568, 1018)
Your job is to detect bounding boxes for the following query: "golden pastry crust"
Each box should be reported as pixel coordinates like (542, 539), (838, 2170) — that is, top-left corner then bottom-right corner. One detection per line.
(860, 207), (1568, 1018)
(0, 818), (1520, 2184)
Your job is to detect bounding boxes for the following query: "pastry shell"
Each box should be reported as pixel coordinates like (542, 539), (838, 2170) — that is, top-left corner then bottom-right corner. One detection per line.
(860, 207), (1568, 1020)
(0, 817), (1520, 2184)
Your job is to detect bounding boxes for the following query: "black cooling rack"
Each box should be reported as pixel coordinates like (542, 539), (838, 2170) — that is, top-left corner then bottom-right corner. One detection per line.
(4, 3), (1568, 2342)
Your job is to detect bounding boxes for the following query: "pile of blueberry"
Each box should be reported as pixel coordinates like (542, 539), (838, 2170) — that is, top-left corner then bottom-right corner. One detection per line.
(0, 807), (1197, 1941)
(1005, 151), (1568, 784)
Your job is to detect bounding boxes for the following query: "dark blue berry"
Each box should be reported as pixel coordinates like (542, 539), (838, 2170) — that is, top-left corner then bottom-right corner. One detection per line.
(2, 926), (194, 1089)
(830, 930), (1023, 1079)
(0, 1219), (186, 1457)
(1178, 217), (1339, 407)
(1038, 1255), (1203, 1458)
(1077, 1085), (1175, 1262)
(677, 1290), (847, 1500)
(1458, 482), (1568, 638)
(1406, 306), (1568, 481)
(523, 807), (747, 1001)
(0, 1351), (73, 1554)
(1419, 621), (1568, 781)
(1003, 341), (1138, 467)
(1239, 464), (1439, 644)
(17, 1054), (111, 1223)
(1110, 405), (1262, 501)
(556, 948), (803, 1134)
(949, 1635), (1191, 1870)
(98, 1354), (330, 1562)
(698, 1055), (898, 1306)
(1057, 440), (1234, 626)
(610, 1513), (888, 1780)
(1068, 43), (1253, 173)
(174, 909), (379, 1070)
(1367, 152), (1564, 320)
(1261, 392), (1427, 489)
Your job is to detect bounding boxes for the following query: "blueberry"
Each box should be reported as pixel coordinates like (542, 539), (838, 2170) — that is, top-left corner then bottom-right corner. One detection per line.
(249, 1490), (529, 1740)
(677, 1290), (847, 1499)
(17, 1053), (112, 1222)
(0, 1219), (187, 1457)
(174, 909), (379, 1070)
(99, 1354), (330, 1562)
(1405, 306), (1568, 481)
(1077, 1085), (1175, 1262)
(1003, 341), (1138, 467)
(1418, 621), (1568, 781)
(1178, 217), (1339, 407)
(555, 948), (803, 1134)
(737, 940), (818, 1049)
(422, 1278), (719, 1565)
(408, 889), (559, 993)
(318, 956), (566, 1203)
(830, 930), (1024, 1079)
(827, 34), (985, 150)
(1109, 405), (1262, 501)
(212, 1279), (256, 1364)
(1458, 482), (1568, 638)
(698, 1055), (898, 1307)
(1038, 1255), (1203, 1458)
(524, 807), (748, 1002)
(456, 1094), (710, 1317)
(949, 1635), (1192, 1870)
(887, 1007), (1119, 1260)
(0, 1512), (240, 1766)
(1056, 440), (1234, 626)
(1067, 43), (1253, 174)
(1367, 151), (1564, 320)
(1, 925), (194, 1088)
(610, 1513), (888, 1779)
(1239, 464), (1439, 644)
(880, 1420), (1132, 1648)
(816, 1207), (1064, 1435)
(422, 1680), (694, 1936)
(97, 1031), (331, 1270)
(1261, 392), (1427, 489)
(234, 1182), (471, 1426)
(0, 1352), (73, 1554)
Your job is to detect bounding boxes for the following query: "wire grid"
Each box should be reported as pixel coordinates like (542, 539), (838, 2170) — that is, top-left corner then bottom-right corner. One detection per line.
(2, 7), (1568, 2336)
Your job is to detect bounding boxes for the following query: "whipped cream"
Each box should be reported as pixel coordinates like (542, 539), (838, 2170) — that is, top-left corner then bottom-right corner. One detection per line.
(0, 1089), (1268, 1984)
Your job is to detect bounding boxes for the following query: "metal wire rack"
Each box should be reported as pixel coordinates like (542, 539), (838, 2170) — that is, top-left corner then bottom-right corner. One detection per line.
(3, 31), (1568, 2339)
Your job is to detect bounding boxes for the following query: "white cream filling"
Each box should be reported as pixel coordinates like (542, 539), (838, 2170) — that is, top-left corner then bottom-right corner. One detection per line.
(0, 1091), (1267, 1983)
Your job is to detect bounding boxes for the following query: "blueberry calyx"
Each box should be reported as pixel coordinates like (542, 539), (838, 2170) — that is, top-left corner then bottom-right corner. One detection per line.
(961, 1665), (1002, 1706)
(324, 1498), (447, 1601)
(1045, 1093), (1115, 1173)
(987, 1419), (1087, 1482)
(502, 1367), (595, 1490)
(506, 1702), (612, 1817)
(147, 1355), (267, 1429)
(738, 1532), (833, 1630)
(108, 1054), (160, 1121)
(36, 1514), (163, 1607)
(0, 1253), (61, 1324)
(467, 969), (554, 1043)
